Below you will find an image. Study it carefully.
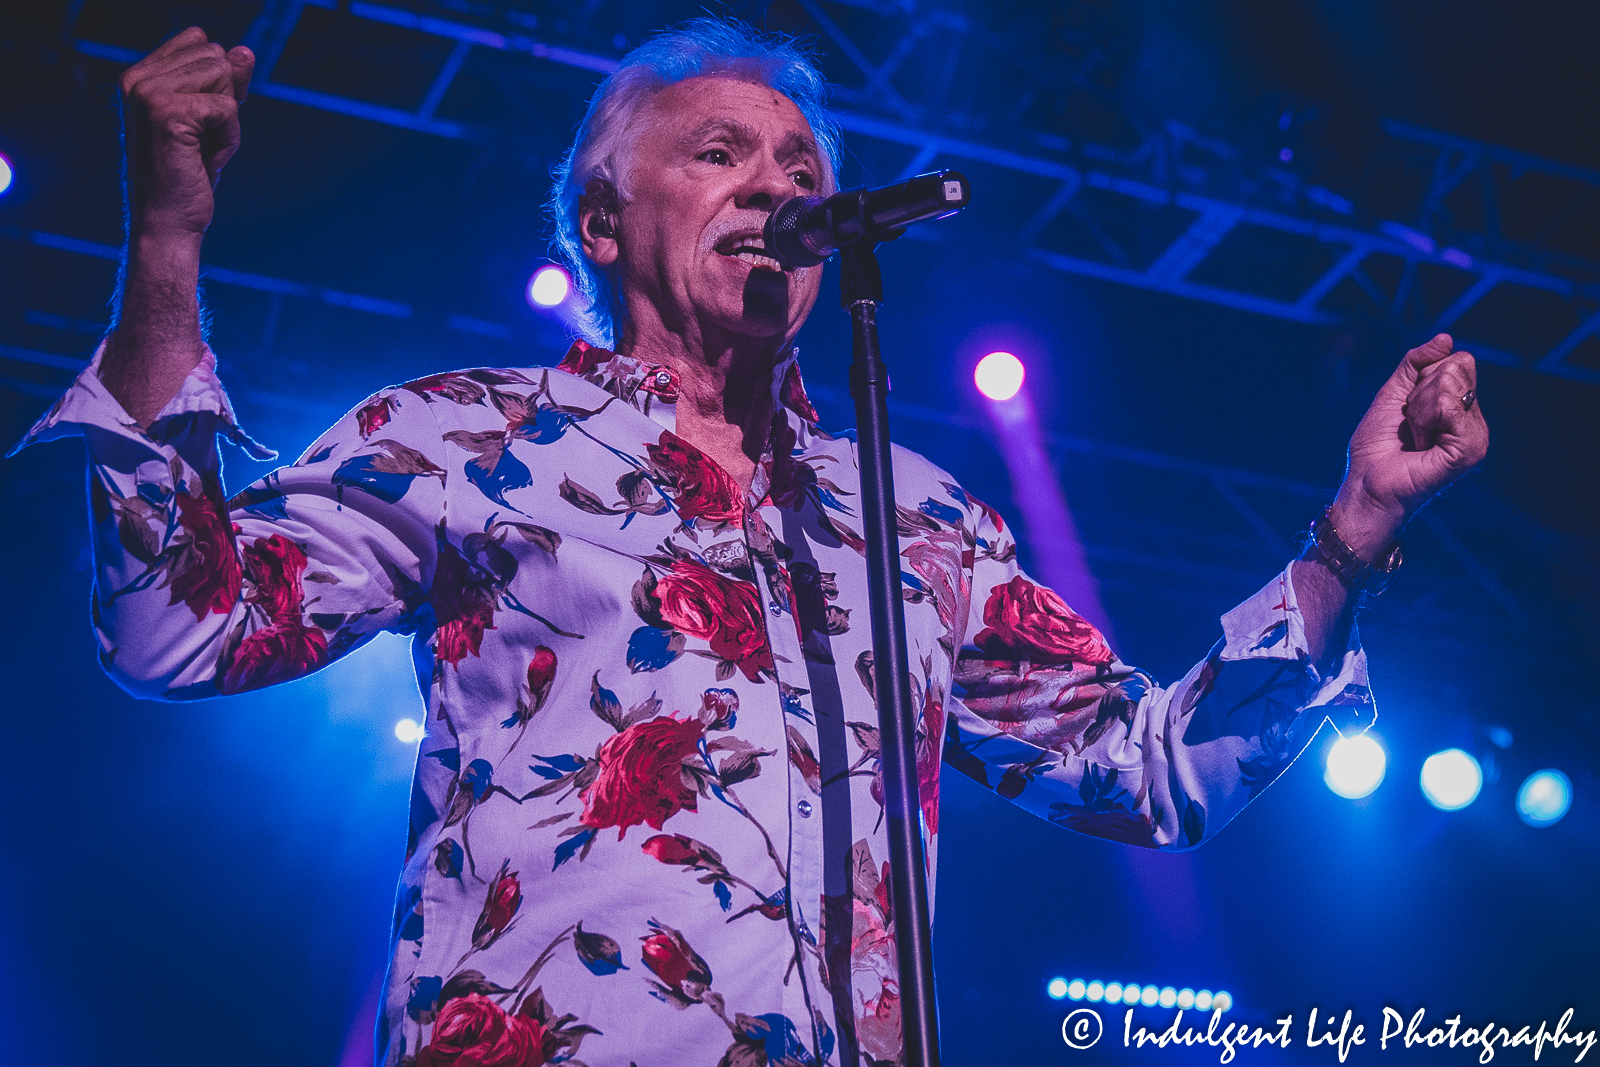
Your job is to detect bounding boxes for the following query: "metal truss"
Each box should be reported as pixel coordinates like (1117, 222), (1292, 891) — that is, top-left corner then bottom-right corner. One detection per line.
(59, 0), (1600, 384)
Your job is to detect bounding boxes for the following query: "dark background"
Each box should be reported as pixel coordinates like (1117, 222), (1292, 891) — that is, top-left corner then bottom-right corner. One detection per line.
(1, 1), (1596, 1064)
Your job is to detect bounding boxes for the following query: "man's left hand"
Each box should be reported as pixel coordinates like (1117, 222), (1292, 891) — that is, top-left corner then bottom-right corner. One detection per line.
(1330, 333), (1490, 558)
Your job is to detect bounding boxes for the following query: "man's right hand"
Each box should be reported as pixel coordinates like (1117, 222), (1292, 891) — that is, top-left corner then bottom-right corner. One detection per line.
(121, 27), (254, 239)
(102, 29), (253, 427)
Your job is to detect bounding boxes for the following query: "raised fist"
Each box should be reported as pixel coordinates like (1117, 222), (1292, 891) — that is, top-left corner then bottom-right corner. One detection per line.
(119, 27), (254, 238)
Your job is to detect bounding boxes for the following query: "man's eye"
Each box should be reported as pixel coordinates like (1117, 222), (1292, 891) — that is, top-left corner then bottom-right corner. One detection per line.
(698, 148), (732, 166)
(791, 170), (816, 190)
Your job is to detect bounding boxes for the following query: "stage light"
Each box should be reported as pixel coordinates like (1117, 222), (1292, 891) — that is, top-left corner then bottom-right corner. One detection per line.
(1177, 989), (1195, 1009)
(1123, 984), (1141, 1006)
(0, 153), (12, 196)
(1159, 987), (1177, 1009)
(1086, 981), (1105, 1002)
(975, 351), (1025, 401)
(1420, 748), (1483, 810)
(1279, 148), (1294, 163)
(1325, 733), (1386, 799)
(1196, 990), (1213, 1011)
(1066, 980), (1087, 1001)
(1214, 992), (1234, 1012)
(527, 265), (570, 308)
(1140, 985), (1159, 1006)
(1517, 770), (1572, 827)
(394, 717), (423, 744)
(1048, 978), (1069, 999)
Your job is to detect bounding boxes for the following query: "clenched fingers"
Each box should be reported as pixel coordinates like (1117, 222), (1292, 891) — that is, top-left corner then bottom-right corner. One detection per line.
(1401, 350), (1487, 465)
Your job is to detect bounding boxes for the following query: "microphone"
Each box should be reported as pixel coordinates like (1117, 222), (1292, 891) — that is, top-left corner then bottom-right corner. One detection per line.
(763, 170), (971, 269)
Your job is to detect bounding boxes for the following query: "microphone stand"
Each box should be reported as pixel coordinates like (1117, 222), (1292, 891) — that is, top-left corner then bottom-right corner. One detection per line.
(840, 241), (941, 1067)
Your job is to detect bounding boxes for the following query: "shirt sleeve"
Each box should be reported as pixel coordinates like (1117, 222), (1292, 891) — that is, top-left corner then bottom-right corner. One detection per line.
(942, 493), (1375, 851)
(12, 346), (447, 700)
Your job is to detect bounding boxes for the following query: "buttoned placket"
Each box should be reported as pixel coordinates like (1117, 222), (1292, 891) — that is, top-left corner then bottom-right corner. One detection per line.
(747, 464), (831, 1061)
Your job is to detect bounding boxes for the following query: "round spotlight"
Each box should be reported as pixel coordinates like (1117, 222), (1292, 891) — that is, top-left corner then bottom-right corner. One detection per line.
(527, 264), (570, 308)
(394, 717), (423, 744)
(1195, 990), (1213, 1011)
(1325, 733), (1386, 799)
(1066, 979), (1086, 1001)
(974, 351), (1025, 401)
(0, 153), (13, 196)
(1085, 981), (1105, 1003)
(1140, 985), (1160, 1006)
(1047, 978), (1069, 1000)
(1420, 748), (1483, 811)
(1177, 989), (1195, 1010)
(1214, 992), (1233, 1012)
(1104, 983), (1123, 1004)
(1158, 987), (1177, 1009)
(1517, 770), (1572, 827)
(1123, 984), (1141, 1005)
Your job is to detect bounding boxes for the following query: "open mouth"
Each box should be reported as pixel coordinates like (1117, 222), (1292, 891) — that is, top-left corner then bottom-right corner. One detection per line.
(715, 233), (784, 273)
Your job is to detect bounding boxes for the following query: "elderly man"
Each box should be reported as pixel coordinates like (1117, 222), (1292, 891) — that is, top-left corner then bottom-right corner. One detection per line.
(18, 17), (1486, 1067)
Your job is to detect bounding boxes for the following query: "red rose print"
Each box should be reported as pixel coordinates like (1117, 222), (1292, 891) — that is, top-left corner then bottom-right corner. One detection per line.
(472, 860), (522, 950)
(220, 619), (328, 694)
(415, 993), (547, 1067)
(973, 576), (1113, 666)
(356, 394), (396, 437)
(764, 418), (817, 510)
(639, 919), (712, 1006)
(167, 485), (241, 621)
(780, 362), (820, 425)
(431, 533), (514, 667)
(557, 339), (609, 376)
(526, 646), (557, 702)
(580, 715), (706, 838)
(652, 560), (773, 681)
(219, 534), (327, 693)
(646, 433), (743, 525)
(641, 834), (701, 865)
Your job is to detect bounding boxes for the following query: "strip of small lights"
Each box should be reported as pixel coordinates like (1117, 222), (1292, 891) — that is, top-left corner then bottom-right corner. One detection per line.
(1047, 978), (1232, 1013)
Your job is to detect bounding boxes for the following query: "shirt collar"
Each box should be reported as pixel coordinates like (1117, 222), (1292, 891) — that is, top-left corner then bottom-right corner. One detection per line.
(555, 340), (821, 432)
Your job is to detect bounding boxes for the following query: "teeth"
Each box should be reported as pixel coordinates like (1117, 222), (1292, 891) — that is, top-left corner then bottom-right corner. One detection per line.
(734, 250), (783, 272)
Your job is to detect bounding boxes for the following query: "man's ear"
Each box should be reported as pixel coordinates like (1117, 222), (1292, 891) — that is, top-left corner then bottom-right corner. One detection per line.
(578, 178), (620, 267)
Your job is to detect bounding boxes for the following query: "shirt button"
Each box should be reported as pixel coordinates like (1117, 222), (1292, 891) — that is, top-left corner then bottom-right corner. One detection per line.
(796, 799), (813, 818)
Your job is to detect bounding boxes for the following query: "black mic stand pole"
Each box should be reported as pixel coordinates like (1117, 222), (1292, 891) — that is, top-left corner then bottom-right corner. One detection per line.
(840, 240), (941, 1067)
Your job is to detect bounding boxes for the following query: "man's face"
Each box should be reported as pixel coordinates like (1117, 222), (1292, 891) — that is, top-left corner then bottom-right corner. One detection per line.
(611, 75), (828, 350)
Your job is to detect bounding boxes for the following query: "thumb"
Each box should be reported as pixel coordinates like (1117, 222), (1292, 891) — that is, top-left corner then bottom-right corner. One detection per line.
(227, 45), (255, 102)
(1383, 333), (1454, 397)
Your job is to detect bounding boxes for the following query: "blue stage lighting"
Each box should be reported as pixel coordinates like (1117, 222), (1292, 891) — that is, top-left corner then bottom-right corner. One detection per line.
(1159, 987), (1177, 1009)
(975, 351), (1025, 401)
(1177, 989), (1195, 1009)
(1420, 748), (1483, 810)
(394, 717), (423, 744)
(1517, 770), (1572, 827)
(1066, 980), (1087, 1001)
(1140, 985), (1160, 1006)
(1123, 983), (1142, 1005)
(527, 264), (570, 308)
(1047, 978), (1069, 999)
(1195, 990), (1214, 1011)
(1085, 981), (1105, 1002)
(0, 153), (12, 196)
(1214, 992), (1234, 1012)
(1324, 733), (1386, 799)
(1104, 982), (1123, 1003)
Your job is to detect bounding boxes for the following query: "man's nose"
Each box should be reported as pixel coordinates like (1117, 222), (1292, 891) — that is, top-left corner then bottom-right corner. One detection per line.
(736, 155), (797, 210)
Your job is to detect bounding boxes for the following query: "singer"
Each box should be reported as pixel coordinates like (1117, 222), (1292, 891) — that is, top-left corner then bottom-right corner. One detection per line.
(16, 17), (1487, 1067)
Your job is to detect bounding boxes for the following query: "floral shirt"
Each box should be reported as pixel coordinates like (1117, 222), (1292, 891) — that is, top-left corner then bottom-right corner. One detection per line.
(21, 340), (1373, 1067)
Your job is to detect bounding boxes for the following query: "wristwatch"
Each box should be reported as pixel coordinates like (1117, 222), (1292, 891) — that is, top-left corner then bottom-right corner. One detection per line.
(1300, 506), (1402, 595)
